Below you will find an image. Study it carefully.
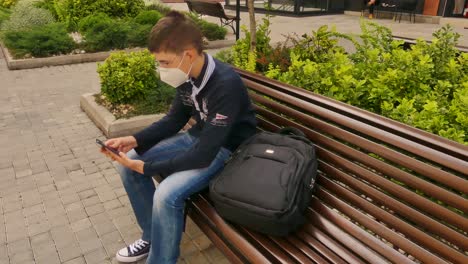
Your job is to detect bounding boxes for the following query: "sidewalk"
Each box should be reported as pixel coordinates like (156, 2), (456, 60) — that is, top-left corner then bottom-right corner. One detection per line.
(0, 6), (467, 264)
(168, 3), (468, 47)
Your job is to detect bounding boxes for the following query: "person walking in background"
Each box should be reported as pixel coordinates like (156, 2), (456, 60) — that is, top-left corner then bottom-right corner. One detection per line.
(363, 0), (381, 19)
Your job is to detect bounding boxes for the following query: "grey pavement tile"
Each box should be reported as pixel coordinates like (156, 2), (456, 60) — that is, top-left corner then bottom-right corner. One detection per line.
(71, 218), (92, 233)
(89, 212), (111, 225)
(67, 208), (88, 223)
(30, 232), (53, 248)
(41, 190), (61, 202)
(91, 178), (108, 188)
(51, 225), (76, 249)
(93, 220), (117, 237)
(62, 256), (86, 264)
(84, 247), (109, 264)
(78, 189), (96, 200)
(56, 180), (72, 190)
(114, 187), (126, 198)
(103, 199), (122, 212)
(63, 194), (81, 206)
(49, 214), (70, 228)
(35, 252), (61, 264)
(28, 222), (50, 237)
(82, 196), (100, 207)
(9, 250), (34, 263)
(65, 201), (83, 213)
(7, 238), (31, 255)
(3, 201), (22, 213)
(97, 191), (117, 203)
(57, 244), (83, 263)
(107, 206), (132, 220)
(117, 196), (131, 208)
(85, 203), (105, 216)
(37, 184), (56, 194)
(112, 215), (134, 231)
(22, 204), (43, 217)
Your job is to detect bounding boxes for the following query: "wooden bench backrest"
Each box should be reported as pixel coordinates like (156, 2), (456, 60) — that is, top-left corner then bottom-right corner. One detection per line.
(235, 68), (468, 264)
(185, 0), (229, 19)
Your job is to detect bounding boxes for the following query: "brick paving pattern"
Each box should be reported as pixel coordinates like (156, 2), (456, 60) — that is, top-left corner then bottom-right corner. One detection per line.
(0, 50), (227, 263)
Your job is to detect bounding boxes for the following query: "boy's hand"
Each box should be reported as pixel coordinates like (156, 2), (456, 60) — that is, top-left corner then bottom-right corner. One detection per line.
(100, 147), (144, 174)
(105, 136), (138, 153)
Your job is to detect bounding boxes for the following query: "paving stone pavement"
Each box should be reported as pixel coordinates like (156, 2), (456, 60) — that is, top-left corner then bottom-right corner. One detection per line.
(0, 50), (228, 264)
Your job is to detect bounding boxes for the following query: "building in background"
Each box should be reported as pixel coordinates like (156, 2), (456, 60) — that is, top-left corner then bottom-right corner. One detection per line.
(223, 0), (467, 19)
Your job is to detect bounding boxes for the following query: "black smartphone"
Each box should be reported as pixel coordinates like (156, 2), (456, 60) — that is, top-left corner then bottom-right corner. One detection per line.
(96, 139), (120, 156)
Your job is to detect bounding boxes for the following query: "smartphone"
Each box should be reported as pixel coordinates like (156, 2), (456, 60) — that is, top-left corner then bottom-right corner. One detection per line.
(96, 139), (120, 156)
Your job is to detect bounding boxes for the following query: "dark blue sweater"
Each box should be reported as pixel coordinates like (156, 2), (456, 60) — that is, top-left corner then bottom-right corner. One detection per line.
(133, 55), (257, 176)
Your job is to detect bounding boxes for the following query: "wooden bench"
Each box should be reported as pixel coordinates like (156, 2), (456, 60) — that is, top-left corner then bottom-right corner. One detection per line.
(185, 0), (238, 34)
(158, 68), (467, 263)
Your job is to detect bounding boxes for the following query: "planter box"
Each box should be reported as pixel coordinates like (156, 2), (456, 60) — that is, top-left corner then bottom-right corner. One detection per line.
(1, 39), (235, 70)
(80, 93), (164, 138)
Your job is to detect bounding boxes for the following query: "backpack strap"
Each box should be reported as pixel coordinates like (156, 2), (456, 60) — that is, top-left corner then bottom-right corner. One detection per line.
(278, 127), (313, 145)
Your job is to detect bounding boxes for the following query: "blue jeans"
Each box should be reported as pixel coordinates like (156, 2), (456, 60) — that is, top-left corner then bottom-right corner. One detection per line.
(116, 133), (231, 264)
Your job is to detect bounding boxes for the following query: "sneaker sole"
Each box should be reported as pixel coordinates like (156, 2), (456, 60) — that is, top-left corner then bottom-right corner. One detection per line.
(115, 252), (149, 263)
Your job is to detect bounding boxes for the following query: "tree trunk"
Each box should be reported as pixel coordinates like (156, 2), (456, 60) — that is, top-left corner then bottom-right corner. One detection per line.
(247, 0), (257, 53)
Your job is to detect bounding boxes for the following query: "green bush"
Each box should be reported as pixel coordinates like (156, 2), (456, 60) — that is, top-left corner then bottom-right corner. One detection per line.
(145, 3), (171, 15)
(33, 0), (58, 19)
(2, 22), (75, 58)
(198, 19), (227, 41)
(1, 0), (54, 31)
(97, 50), (159, 104)
(221, 21), (468, 144)
(54, 0), (145, 31)
(77, 12), (111, 34)
(187, 13), (227, 41)
(133, 10), (161, 25)
(80, 18), (130, 52)
(127, 22), (152, 47)
(0, 0), (19, 8)
(0, 6), (11, 25)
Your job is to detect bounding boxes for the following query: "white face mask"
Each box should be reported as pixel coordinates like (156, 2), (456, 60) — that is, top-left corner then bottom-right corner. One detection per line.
(158, 53), (193, 88)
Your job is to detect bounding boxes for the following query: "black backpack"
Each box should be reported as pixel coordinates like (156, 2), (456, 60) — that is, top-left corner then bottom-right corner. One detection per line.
(209, 127), (318, 236)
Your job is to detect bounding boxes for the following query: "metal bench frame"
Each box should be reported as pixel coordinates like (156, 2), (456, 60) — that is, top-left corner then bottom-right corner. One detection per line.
(185, 0), (238, 34)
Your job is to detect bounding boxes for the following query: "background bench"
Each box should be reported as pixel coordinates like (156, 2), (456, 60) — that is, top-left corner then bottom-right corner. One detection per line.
(185, 0), (238, 34)
(158, 68), (467, 263)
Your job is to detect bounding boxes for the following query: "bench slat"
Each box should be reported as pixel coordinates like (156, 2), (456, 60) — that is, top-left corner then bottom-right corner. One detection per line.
(295, 232), (349, 264)
(319, 161), (467, 251)
(189, 211), (246, 264)
(301, 223), (366, 264)
(240, 69), (468, 161)
(269, 237), (315, 264)
(317, 148), (467, 233)
(309, 194), (416, 264)
(191, 196), (273, 263)
(245, 79), (468, 176)
(306, 208), (388, 263)
(285, 236), (331, 263)
(316, 176), (465, 263)
(239, 227), (297, 263)
(249, 92), (467, 195)
(252, 99), (467, 210)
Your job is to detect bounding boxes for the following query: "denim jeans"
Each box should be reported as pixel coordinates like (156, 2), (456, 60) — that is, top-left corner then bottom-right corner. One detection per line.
(116, 132), (231, 264)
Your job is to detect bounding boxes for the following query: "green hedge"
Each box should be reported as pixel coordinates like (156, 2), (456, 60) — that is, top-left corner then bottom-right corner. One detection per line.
(216, 19), (468, 145)
(97, 50), (158, 104)
(2, 22), (75, 58)
(54, 0), (145, 31)
(1, 0), (54, 31)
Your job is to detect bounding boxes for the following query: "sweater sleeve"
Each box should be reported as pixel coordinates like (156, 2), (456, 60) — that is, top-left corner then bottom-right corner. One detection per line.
(142, 83), (242, 176)
(132, 89), (192, 155)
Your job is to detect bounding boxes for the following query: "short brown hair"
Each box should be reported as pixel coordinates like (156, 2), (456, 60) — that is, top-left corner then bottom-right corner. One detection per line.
(148, 11), (203, 54)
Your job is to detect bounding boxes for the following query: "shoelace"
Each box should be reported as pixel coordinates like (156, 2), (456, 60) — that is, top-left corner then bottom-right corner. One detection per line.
(129, 239), (148, 254)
